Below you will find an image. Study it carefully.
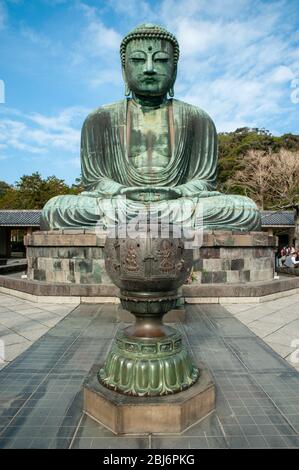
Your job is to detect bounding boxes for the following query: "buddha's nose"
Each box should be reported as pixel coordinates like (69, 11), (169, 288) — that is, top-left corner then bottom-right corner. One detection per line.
(144, 56), (156, 75)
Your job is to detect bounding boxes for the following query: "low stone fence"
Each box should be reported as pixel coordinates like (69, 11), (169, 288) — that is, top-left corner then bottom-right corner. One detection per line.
(24, 230), (277, 286)
(277, 267), (299, 276)
(25, 230), (107, 284)
(192, 231), (277, 284)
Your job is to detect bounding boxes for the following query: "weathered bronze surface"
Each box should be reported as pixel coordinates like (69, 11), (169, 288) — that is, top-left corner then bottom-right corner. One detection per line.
(84, 361), (215, 434)
(104, 226), (192, 304)
(41, 24), (261, 232)
(39, 23), (261, 398)
(100, 225), (199, 396)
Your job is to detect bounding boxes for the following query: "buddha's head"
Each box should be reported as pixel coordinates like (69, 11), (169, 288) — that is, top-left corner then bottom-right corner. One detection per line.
(120, 24), (179, 98)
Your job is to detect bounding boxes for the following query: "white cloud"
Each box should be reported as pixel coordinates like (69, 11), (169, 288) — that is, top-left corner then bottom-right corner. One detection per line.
(154, 0), (299, 132)
(29, 106), (88, 132)
(72, 4), (121, 64)
(83, 21), (121, 57)
(69, 5), (123, 89)
(108, 0), (152, 19)
(271, 66), (295, 83)
(176, 20), (223, 56)
(1, 0), (298, 180)
(20, 25), (51, 48)
(81, 0), (297, 134)
(57, 156), (81, 169)
(89, 69), (122, 87)
(0, 106), (89, 158)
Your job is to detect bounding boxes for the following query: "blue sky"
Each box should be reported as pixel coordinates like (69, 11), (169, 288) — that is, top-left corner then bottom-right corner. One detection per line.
(0, 0), (298, 185)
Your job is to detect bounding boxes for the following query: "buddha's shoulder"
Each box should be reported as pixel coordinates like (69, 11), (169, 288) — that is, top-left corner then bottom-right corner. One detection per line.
(83, 100), (126, 124)
(172, 99), (214, 123)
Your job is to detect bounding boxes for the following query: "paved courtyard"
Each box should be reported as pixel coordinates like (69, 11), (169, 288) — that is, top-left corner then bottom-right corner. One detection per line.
(223, 293), (299, 372)
(0, 294), (77, 370)
(0, 291), (299, 448)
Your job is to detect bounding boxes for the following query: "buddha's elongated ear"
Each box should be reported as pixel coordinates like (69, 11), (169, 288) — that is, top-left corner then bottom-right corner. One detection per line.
(169, 66), (177, 98)
(122, 66), (131, 97)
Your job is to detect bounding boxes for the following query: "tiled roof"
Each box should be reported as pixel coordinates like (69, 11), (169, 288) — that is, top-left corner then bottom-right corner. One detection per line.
(261, 210), (295, 226)
(0, 209), (295, 228)
(0, 210), (41, 226)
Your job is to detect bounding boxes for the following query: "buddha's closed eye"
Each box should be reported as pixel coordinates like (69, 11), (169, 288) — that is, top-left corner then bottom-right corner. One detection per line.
(131, 58), (146, 63)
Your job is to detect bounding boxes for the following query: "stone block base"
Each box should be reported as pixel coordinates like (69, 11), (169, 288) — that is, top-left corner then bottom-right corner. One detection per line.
(83, 362), (215, 434)
(1, 277), (299, 303)
(25, 230), (107, 284)
(25, 230), (277, 285)
(192, 231), (277, 284)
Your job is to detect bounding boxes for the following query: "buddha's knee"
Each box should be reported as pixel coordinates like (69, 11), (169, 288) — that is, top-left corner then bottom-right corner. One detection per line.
(41, 195), (78, 229)
(44, 194), (78, 210)
(231, 195), (259, 210)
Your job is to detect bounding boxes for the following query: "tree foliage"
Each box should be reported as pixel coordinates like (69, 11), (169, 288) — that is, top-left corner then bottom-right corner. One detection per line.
(218, 127), (299, 190)
(0, 172), (82, 209)
(226, 149), (299, 210)
(0, 128), (298, 210)
(0, 181), (11, 198)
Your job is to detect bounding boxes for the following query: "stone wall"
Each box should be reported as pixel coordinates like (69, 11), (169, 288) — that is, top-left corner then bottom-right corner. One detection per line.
(192, 232), (276, 284)
(26, 230), (109, 284)
(25, 230), (277, 285)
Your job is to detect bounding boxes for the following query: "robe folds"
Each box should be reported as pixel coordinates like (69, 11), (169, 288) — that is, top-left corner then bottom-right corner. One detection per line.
(41, 99), (261, 232)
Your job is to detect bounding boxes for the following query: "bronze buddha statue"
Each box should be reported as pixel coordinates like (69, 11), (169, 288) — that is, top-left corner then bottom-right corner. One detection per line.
(41, 24), (261, 232)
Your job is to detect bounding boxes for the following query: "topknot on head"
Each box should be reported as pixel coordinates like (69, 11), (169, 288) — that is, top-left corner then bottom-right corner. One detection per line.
(120, 24), (180, 66)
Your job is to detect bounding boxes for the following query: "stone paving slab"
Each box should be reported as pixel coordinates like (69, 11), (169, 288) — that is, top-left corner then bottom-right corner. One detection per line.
(223, 293), (299, 372)
(0, 293), (76, 369)
(0, 298), (299, 448)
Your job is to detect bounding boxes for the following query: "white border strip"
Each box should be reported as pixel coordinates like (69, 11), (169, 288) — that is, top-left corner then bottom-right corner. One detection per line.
(1, 285), (298, 304)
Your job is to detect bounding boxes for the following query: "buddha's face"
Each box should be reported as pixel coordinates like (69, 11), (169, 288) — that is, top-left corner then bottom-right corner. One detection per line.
(124, 38), (176, 97)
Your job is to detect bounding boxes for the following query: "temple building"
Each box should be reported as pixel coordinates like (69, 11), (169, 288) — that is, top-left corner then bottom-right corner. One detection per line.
(0, 210), (40, 259)
(0, 208), (298, 260)
(261, 209), (297, 249)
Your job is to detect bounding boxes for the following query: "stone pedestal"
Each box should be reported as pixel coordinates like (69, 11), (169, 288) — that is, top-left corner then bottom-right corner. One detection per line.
(192, 231), (277, 284)
(83, 362), (215, 434)
(25, 230), (107, 284)
(25, 230), (277, 286)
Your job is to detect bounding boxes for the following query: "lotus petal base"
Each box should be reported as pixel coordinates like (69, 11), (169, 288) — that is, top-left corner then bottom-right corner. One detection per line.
(98, 329), (199, 396)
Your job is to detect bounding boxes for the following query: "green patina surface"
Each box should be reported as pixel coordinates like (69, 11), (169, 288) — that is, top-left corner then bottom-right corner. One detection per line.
(39, 24), (262, 397)
(99, 329), (199, 396)
(41, 23), (261, 233)
(88, 262), (102, 284)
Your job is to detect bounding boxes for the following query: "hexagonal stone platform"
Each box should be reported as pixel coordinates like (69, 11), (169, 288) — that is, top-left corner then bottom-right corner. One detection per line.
(83, 362), (215, 434)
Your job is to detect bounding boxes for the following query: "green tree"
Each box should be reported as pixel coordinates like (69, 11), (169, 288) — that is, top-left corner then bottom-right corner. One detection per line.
(70, 174), (84, 193)
(0, 180), (11, 198)
(14, 173), (67, 209)
(1, 128), (299, 209)
(0, 172), (83, 209)
(218, 128), (299, 191)
(226, 149), (299, 210)
(0, 186), (19, 209)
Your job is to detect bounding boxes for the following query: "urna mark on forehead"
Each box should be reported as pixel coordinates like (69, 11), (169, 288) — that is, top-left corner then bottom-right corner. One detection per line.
(125, 38), (174, 57)
(120, 23), (180, 66)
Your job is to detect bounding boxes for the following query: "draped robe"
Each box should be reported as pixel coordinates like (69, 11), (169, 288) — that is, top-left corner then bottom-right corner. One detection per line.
(41, 99), (261, 231)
